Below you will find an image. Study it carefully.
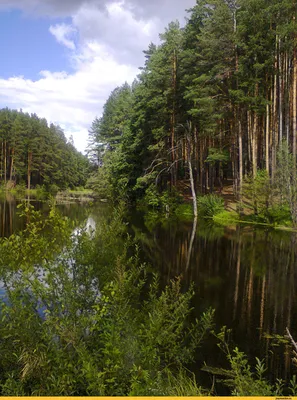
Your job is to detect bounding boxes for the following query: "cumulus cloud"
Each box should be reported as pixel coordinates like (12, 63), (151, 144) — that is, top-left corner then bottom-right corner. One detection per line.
(0, 0), (194, 23)
(0, 0), (196, 152)
(72, 1), (160, 65)
(49, 23), (77, 50)
(0, 42), (138, 151)
(0, 0), (91, 17)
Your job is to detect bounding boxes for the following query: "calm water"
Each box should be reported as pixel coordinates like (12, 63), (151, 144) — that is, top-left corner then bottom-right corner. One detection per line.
(1, 196), (296, 385)
(129, 213), (297, 385)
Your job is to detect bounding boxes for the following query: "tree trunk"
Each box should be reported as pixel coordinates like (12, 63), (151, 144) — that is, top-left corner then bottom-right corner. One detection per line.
(10, 148), (14, 182)
(186, 131), (197, 218)
(292, 48), (297, 165)
(27, 151), (32, 191)
(171, 49), (177, 187)
(4, 140), (6, 187)
(266, 101), (270, 174)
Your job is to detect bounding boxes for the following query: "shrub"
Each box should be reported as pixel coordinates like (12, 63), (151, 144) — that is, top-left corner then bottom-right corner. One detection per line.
(143, 184), (160, 209)
(197, 194), (225, 218)
(266, 205), (292, 226)
(160, 187), (183, 213)
(0, 205), (214, 395)
(213, 210), (240, 225)
(242, 170), (272, 215)
(14, 183), (26, 194)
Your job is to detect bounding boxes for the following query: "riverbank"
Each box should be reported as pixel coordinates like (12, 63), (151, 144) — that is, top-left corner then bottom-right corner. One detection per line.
(141, 186), (297, 233)
(0, 185), (97, 203)
(55, 189), (96, 203)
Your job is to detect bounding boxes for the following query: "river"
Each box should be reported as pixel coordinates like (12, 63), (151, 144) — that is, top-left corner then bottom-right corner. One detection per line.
(0, 195), (296, 386)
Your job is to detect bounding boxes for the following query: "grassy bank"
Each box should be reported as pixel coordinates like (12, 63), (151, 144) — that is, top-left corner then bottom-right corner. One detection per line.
(137, 187), (297, 233)
(0, 185), (96, 202)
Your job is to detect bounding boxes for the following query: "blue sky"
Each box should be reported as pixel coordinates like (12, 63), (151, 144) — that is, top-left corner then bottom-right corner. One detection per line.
(0, 11), (72, 80)
(0, 0), (195, 153)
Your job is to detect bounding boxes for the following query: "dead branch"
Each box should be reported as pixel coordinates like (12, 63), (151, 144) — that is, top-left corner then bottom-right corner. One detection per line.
(286, 327), (297, 366)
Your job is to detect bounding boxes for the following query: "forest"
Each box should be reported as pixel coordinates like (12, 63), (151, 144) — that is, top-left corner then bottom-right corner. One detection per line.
(87, 0), (297, 225)
(0, 108), (89, 191)
(0, 0), (297, 395)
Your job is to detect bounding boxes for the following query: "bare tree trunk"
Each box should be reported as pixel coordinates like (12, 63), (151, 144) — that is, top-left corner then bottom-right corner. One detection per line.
(186, 129), (198, 218)
(10, 148), (14, 182)
(252, 112), (258, 178)
(266, 102), (270, 174)
(27, 151), (32, 191)
(0, 141), (3, 182)
(293, 47), (297, 164)
(186, 215), (197, 270)
(171, 49), (177, 187)
(3, 140), (6, 187)
(279, 37), (283, 143)
(238, 115), (243, 194)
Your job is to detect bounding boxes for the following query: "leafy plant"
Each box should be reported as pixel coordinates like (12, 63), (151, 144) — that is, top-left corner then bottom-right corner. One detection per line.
(242, 170), (272, 217)
(0, 203), (214, 396)
(197, 194), (225, 218)
(213, 210), (240, 225)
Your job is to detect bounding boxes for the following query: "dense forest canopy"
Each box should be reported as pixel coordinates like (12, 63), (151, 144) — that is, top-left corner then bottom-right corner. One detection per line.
(88, 0), (297, 207)
(0, 108), (90, 190)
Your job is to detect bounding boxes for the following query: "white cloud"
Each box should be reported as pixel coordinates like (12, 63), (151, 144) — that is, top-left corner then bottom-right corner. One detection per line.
(49, 23), (77, 50)
(0, 0), (195, 20)
(72, 1), (160, 64)
(0, 41), (138, 152)
(0, 0), (196, 153)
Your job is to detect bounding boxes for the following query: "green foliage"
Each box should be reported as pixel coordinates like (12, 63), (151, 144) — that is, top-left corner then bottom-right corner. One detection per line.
(240, 144), (297, 227)
(205, 325), (297, 396)
(213, 210), (240, 226)
(197, 194), (225, 218)
(0, 203), (73, 272)
(225, 349), (273, 396)
(0, 109), (90, 190)
(204, 327), (275, 396)
(143, 184), (160, 209)
(265, 205), (292, 226)
(159, 187), (183, 213)
(205, 148), (230, 165)
(12, 183), (26, 195)
(0, 204), (214, 396)
(243, 170), (272, 216)
(140, 185), (183, 215)
(275, 140), (297, 226)
(175, 203), (194, 219)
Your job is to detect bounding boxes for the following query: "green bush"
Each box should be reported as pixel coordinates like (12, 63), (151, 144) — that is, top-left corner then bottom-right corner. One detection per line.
(175, 203), (193, 219)
(14, 183), (26, 194)
(141, 186), (183, 214)
(266, 205), (292, 226)
(143, 184), (160, 209)
(47, 184), (60, 195)
(0, 205), (214, 395)
(213, 210), (240, 225)
(197, 194), (225, 218)
(160, 187), (183, 213)
(242, 170), (272, 216)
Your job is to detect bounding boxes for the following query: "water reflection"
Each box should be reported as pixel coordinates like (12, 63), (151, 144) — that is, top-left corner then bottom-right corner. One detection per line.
(130, 215), (297, 382)
(1, 196), (297, 383)
(0, 195), (90, 238)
